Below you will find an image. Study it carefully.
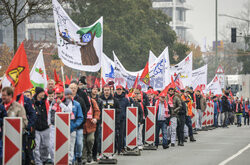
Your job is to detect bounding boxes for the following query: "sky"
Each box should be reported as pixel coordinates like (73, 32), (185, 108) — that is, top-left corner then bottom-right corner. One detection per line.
(186, 0), (248, 48)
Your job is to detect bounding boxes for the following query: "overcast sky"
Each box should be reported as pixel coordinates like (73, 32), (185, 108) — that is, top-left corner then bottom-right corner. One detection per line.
(186, 0), (248, 48)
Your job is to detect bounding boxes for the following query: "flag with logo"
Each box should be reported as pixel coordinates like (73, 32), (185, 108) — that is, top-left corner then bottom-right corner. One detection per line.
(30, 50), (47, 89)
(5, 42), (33, 98)
(140, 62), (150, 85)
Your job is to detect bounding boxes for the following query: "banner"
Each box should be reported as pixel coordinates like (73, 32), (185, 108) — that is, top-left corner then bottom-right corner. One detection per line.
(192, 64), (207, 93)
(207, 75), (222, 95)
(30, 50), (47, 89)
(53, 0), (103, 72)
(148, 50), (157, 68)
(170, 52), (193, 87)
(101, 53), (115, 83)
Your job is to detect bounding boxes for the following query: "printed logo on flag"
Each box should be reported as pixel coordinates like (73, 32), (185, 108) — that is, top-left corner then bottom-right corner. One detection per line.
(8, 66), (25, 85)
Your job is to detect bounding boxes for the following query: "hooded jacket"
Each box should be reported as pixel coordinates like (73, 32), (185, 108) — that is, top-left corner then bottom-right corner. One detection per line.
(114, 92), (130, 121)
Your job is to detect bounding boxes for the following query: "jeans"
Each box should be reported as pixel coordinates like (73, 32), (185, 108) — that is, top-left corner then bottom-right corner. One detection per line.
(34, 128), (50, 165)
(82, 132), (95, 160)
(69, 131), (76, 164)
(222, 112), (229, 126)
(138, 124), (143, 146)
(118, 120), (126, 153)
(185, 116), (193, 137)
(196, 109), (203, 129)
(214, 113), (218, 127)
(92, 123), (100, 159)
(170, 117), (177, 144)
(75, 129), (84, 159)
(177, 115), (185, 144)
(218, 112), (223, 126)
(155, 121), (168, 146)
(237, 115), (242, 126)
(244, 113), (249, 125)
(49, 125), (55, 162)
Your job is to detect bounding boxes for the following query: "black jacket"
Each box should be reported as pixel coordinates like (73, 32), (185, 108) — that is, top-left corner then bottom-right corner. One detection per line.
(32, 96), (49, 131)
(221, 95), (231, 112)
(91, 95), (103, 124)
(133, 101), (143, 124)
(0, 104), (7, 139)
(74, 94), (87, 128)
(77, 88), (90, 111)
(114, 92), (130, 121)
(16, 94), (36, 131)
(100, 94), (121, 128)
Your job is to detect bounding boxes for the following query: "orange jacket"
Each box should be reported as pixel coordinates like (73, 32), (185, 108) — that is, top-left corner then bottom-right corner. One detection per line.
(181, 95), (192, 116)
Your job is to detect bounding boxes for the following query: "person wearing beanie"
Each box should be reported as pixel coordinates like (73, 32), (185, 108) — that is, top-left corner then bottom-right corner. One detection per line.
(32, 87), (50, 165)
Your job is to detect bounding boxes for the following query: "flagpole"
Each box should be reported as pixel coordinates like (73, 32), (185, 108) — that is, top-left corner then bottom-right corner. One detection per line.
(100, 66), (103, 93)
(61, 66), (65, 89)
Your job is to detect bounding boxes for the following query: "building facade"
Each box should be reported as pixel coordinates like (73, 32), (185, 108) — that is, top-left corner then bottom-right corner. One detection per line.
(152, 0), (191, 41)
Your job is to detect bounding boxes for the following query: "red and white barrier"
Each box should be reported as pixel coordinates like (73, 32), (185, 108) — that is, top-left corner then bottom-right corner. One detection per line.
(145, 106), (156, 145)
(207, 103), (211, 126)
(54, 112), (70, 165)
(202, 110), (207, 127)
(3, 117), (22, 165)
(211, 103), (214, 125)
(126, 106), (138, 149)
(102, 108), (115, 155)
(191, 103), (196, 128)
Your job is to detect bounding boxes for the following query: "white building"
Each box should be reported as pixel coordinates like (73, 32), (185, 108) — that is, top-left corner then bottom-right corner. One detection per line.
(152, 0), (191, 41)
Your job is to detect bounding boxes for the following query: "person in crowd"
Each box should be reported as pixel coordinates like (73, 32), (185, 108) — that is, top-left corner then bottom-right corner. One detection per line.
(134, 85), (149, 145)
(178, 93), (187, 146)
(0, 102), (7, 164)
(89, 85), (103, 161)
(24, 90), (32, 100)
(195, 90), (207, 131)
(48, 87), (83, 164)
(243, 98), (249, 125)
(155, 92), (169, 149)
(182, 90), (196, 142)
(100, 84), (120, 155)
(166, 88), (182, 147)
(146, 89), (156, 106)
(47, 89), (55, 105)
(235, 98), (243, 127)
(69, 82), (87, 164)
(221, 91), (231, 128)
(1, 87), (28, 129)
(213, 96), (220, 127)
(32, 87), (50, 165)
(114, 85), (130, 154)
(46, 79), (55, 92)
(82, 91), (100, 163)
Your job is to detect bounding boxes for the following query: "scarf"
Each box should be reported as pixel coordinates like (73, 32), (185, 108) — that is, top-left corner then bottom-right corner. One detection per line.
(4, 99), (14, 111)
(245, 104), (249, 113)
(87, 96), (93, 119)
(140, 101), (145, 119)
(168, 94), (174, 107)
(155, 99), (169, 118)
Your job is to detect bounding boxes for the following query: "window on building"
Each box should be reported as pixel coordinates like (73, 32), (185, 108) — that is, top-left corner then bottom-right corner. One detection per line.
(161, 8), (173, 18)
(0, 29), (3, 44)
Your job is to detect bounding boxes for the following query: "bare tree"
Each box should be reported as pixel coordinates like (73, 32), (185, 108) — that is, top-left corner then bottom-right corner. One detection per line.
(0, 0), (52, 53)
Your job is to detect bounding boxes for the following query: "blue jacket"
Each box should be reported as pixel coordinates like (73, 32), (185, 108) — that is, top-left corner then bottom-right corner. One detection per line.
(114, 92), (130, 120)
(0, 105), (7, 139)
(71, 100), (84, 132)
(213, 100), (219, 114)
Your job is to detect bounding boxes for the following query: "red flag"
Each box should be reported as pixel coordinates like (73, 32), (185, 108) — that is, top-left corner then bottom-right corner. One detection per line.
(241, 96), (243, 104)
(132, 74), (139, 89)
(229, 91), (233, 98)
(65, 75), (70, 85)
(140, 62), (150, 85)
(101, 78), (106, 88)
(46, 75), (49, 81)
(94, 78), (100, 88)
(5, 42), (33, 99)
(160, 83), (171, 96)
(53, 69), (61, 85)
(125, 82), (128, 90)
(170, 76), (176, 88)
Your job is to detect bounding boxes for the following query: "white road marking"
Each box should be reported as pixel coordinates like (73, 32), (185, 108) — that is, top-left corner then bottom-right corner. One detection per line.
(218, 143), (250, 165)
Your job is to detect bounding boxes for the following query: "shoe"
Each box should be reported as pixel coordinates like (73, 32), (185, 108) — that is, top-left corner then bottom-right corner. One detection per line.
(193, 131), (198, 134)
(93, 157), (97, 162)
(163, 145), (169, 149)
(184, 139), (187, 142)
(87, 156), (92, 163)
(171, 143), (175, 147)
(190, 135), (196, 142)
(178, 142), (184, 146)
(138, 145), (143, 150)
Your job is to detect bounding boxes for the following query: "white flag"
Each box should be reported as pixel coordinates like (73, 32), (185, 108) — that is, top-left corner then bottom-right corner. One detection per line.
(53, 0), (103, 72)
(30, 50), (47, 89)
(170, 52), (193, 87)
(101, 53), (115, 83)
(207, 75), (222, 95)
(192, 64), (207, 93)
(149, 50), (157, 68)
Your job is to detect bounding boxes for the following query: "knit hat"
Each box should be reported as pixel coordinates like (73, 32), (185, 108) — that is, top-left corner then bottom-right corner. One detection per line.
(35, 87), (45, 95)
(64, 88), (72, 96)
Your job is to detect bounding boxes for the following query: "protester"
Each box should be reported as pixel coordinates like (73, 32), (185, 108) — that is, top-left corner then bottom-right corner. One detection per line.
(0, 104), (7, 164)
(82, 94), (100, 163)
(166, 88), (182, 147)
(32, 87), (50, 165)
(221, 91), (231, 128)
(74, 78), (90, 113)
(24, 90), (33, 100)
(114, 85), (130, 154)
(100, 85), (120, 154)
(155, 92), (169, 149)
(69, 82), (87, 164)
(235, 99), (243, 127)
(195, 90), (207, 131)
(47, 89), (55, 105)
(46, 79), (55, 91)
(213, 96), (220, 127)
(243, 98), (249, 125)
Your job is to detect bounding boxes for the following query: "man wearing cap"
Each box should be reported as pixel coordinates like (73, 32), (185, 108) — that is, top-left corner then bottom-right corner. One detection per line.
(221, 91), (230, 128)
(155, 92), (170, 149)
(32, 87), (50, 165)
(114, 85), (130, 154)
(100, 84), (120, 154)
(48, 87), (84, 164)
(69, 82), (87, 164)
(166, 88), (182, 147)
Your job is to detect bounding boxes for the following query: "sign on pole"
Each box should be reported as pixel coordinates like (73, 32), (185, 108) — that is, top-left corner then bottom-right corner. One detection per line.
(126, 106), (138, 149)
(3, 117), (22, 165)
(145, 106), (156, 144)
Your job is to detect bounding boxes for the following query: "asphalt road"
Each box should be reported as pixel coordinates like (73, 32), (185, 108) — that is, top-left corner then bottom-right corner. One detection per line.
(112, 125), (250, 165)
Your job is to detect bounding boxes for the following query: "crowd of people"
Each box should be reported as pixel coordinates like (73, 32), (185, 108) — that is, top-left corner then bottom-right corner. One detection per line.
(0, 76), (249, 165)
